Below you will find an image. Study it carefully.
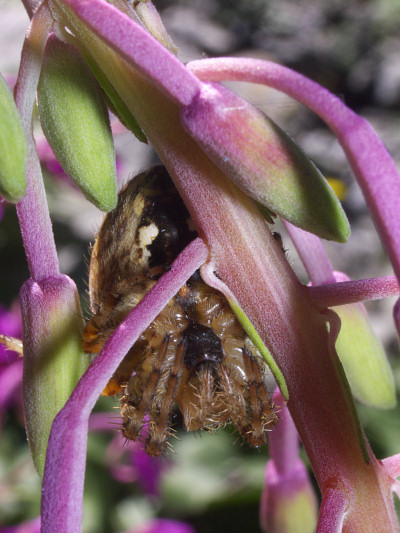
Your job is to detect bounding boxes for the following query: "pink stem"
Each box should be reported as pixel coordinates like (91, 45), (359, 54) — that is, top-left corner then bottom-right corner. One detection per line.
(21, 0), (40, 19)
(269, 389), (299, 476)
(307, 275), (400, 307)
(14, 3), (59, 280)
(317, 487), (348, 533)
(381, 454), (400, 479)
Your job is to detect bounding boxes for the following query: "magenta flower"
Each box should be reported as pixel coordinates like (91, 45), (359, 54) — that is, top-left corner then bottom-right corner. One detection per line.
(260, 389), (318, 533)
(0, 517), (40, 533)
(88, 412), (167, 495)
(0, 304), (23, 430)
(2, 1), (400, 532)
(125, 519), (196, 533)
(36, 139), (66, 180)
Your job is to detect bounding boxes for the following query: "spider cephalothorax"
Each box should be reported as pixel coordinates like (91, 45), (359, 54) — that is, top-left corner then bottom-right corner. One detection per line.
(84, 165), (277, 455)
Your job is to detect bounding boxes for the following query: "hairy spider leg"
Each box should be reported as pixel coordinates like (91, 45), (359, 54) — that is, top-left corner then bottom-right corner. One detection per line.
(83, 293), (119, 353)
(241, 346), (269, 447)
(146, 339), (186, 455)
(217, 363), (249, 433)
(251, 357), (279, 431)
(122, 334), (170, 442)
(186, 365), (216, 430)
(175, 368), (198, 430)
(103, 341), (145, 396)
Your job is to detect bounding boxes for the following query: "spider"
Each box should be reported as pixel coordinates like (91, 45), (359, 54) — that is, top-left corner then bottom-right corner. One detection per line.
(83, 165), (278, 455)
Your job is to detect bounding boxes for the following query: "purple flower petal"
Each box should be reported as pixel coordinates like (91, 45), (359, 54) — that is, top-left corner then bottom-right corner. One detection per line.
(89, 412), (166, 490)
(106, 434), (138, 485)
(0, 359), (23, 409)
(132, 446), (167, 497)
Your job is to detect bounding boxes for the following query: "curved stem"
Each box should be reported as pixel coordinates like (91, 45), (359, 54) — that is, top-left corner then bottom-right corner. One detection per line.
(308, 275), (400, 307)
(381, 455), (400, 479)
(14, 3), (59, 280)
(22, 0), (41, 19)
(269, 389), (299, 475)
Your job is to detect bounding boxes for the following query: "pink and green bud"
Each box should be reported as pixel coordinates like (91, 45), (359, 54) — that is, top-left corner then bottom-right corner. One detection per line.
(20, 274), (89, 475)
(181, 82), (350, 243)
(332, 272), (395, 409)
(260, 391), (317, 533)
(37, 35), (117, 211)
(0, 73), (27, 203)
(260, 459), (318, 533)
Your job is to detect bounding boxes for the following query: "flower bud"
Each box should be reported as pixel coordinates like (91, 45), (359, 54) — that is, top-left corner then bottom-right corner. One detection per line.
(181, 82), (350, 242)
(260, 459), (318, 533)
(0, 73), (27, 202)
(38, 35), (117, 211)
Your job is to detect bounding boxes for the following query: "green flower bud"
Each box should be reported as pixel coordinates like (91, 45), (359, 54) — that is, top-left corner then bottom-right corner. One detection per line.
(38, 35), (117, 211)
(335, 301), (395, 409)
(0, 73), (27, 202)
